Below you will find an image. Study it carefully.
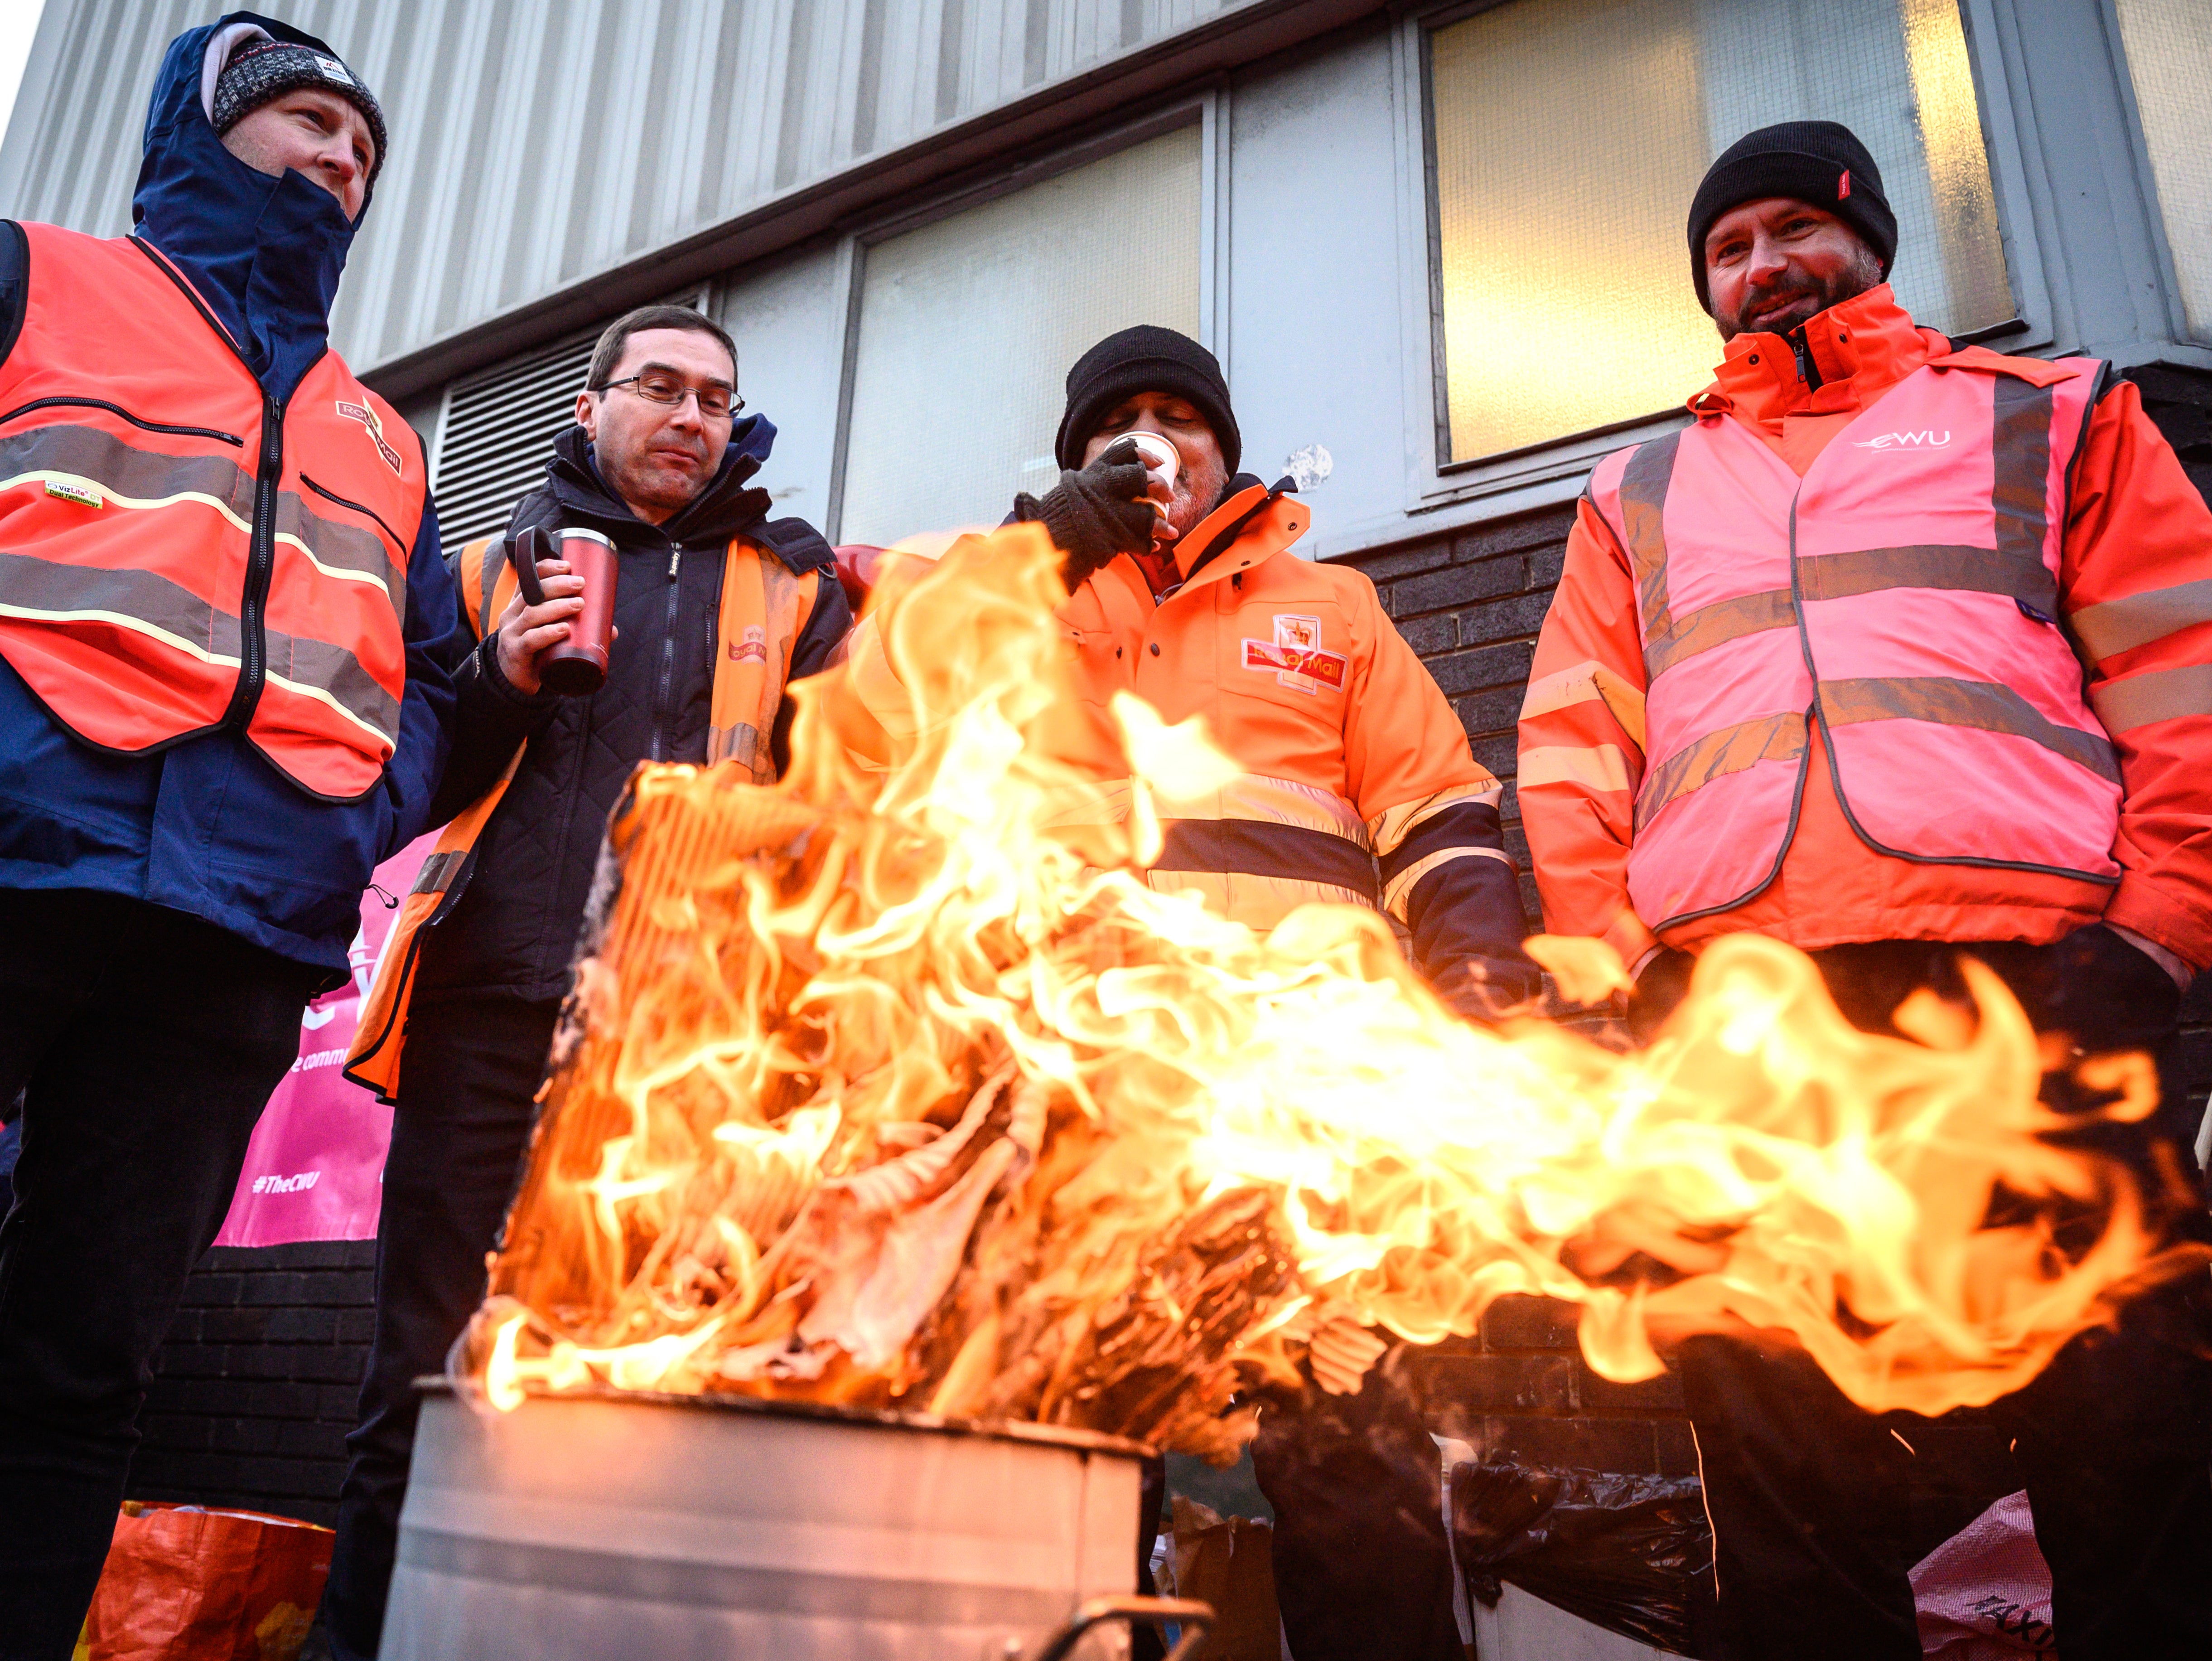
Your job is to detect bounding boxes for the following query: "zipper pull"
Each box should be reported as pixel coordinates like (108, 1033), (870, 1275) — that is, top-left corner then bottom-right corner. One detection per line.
(668, 543), (681, 579)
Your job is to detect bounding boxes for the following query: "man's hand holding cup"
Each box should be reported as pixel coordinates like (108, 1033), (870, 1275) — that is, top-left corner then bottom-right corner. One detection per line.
(1017, 435), (1164, 591)
(493, 552), (585, 696)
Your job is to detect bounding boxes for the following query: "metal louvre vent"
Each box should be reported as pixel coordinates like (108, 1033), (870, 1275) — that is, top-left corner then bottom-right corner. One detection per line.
(429, 334), (597, 549)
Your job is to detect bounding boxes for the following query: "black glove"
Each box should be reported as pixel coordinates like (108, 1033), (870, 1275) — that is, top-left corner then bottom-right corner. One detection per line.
(1014, 436), (1156, 589)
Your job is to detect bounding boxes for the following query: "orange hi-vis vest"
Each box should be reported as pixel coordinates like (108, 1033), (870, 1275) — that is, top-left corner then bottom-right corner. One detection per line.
(344, 530), (821, 1101)
(1585, 348), (2119, 933)
(0, 223), (424, 800)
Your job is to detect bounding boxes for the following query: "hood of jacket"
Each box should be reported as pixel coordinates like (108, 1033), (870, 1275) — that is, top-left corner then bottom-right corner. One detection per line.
(132, 11), (371, 401)
(522, 415), (831, 573)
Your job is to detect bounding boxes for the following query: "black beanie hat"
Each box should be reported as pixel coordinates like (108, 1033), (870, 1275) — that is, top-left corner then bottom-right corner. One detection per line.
(1686, 121), (1896, 313)
(1055, 325), (1241, 473)
(213, 36), (387, 187)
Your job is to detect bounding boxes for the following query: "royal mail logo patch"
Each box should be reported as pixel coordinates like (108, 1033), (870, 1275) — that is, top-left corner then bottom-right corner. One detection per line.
(336, 399), (406, 477)
(729, 624), (769, 664)
(1244, 615), (1345, 695)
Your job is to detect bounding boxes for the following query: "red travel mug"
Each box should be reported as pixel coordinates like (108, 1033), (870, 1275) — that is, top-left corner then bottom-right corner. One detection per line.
(510, 525), (618, 696)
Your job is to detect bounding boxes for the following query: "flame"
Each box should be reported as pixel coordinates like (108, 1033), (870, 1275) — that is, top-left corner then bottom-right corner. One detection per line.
(468, 523), (2185, 1452)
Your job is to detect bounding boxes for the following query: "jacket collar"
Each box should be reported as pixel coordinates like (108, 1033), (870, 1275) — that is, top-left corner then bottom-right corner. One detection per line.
(1687, 284), (1950, 426)
(1168, 475), (1309, 593)
(132, 13), (365, 401)
(520, 418), (779, 552)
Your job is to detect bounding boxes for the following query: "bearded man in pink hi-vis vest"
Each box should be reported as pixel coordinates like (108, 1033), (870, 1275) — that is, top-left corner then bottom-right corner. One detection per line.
(1518, 121), (2212, 1661)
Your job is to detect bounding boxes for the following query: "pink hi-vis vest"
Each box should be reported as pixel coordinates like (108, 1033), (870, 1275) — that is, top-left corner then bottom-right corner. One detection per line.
(1587, 352), (2120, 933)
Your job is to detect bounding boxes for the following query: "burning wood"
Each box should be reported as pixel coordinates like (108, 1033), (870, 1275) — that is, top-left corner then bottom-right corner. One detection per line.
(464, 524), (2189, 1453)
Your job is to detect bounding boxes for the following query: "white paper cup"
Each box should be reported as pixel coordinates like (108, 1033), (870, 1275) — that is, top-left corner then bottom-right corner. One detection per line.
(1124, 431), (1180, 496)
(1122, 432), (1180, 540)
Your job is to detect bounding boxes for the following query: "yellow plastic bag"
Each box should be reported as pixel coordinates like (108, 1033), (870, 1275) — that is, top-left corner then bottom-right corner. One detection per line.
(74, 1501), (331, 1661)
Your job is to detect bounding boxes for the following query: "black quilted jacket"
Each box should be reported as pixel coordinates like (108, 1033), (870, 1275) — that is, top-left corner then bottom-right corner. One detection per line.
(412, 422), (847, 1002)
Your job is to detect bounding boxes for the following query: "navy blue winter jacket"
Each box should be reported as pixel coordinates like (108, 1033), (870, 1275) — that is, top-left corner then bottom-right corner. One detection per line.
(0, 13), (465, 984)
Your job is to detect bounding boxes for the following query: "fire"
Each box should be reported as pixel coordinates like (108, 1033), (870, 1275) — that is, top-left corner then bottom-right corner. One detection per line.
(466, 523), (2183, 1452)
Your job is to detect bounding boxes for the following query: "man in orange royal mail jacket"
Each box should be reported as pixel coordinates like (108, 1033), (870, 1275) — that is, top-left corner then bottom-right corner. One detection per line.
(0, 18), (468, 1653)
(1518, 122), (2212, 1660)
(845, 327), (1539, 1661)
(852, 326), (1539, 1007)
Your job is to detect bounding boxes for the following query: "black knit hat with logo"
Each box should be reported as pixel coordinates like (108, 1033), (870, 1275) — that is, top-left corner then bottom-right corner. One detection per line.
(213, 36), (387, 185)
(1055, 325), (1241, 473)
(1687, 121), (1897, 312)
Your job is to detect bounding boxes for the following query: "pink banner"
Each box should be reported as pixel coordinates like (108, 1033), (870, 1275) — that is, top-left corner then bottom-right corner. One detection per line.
(213, 836), (435, 1249)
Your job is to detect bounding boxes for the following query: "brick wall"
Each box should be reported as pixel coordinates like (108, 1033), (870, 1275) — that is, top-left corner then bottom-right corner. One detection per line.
(128, 363), (2212, 1529)
(130, 1242), (377, 1526)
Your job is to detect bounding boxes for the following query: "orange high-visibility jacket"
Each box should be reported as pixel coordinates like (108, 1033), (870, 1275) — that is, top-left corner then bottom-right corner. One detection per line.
(1519, 285), (2212, 972)
(0, 224), (423, 800)
(343, 532), (821, 1101)
(850, 481), (1532, 1000)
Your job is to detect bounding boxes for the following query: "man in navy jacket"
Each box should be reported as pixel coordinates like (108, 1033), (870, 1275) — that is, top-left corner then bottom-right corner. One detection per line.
(0, 18), (463, 1653)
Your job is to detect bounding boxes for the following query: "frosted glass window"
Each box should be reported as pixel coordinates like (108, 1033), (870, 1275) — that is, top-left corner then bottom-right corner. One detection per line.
(2115, 0), (2212, 344)
(839, 128), (1203, 546)
(1430, 0), (2012, 461)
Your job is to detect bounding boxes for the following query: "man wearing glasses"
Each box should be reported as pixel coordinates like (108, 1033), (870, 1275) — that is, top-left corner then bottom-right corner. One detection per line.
(313, 305), (849, 1661)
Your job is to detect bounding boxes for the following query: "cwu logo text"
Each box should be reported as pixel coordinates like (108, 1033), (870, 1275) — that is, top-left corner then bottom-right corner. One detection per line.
(1852, 429), (1952, 450)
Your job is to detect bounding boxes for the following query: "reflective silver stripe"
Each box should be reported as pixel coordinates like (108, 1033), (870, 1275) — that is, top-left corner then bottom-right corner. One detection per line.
(1618, 433), (1680, 639)
(1152, 772), (1371, 847)
(1518, 743), (1634, 792)
(1820, 676), (2120, 784)
(1519, 660), (1648, 748)
(2089, 664), (2212, 735)
(1636, 712), (1806, 828)
(474, 538), (505, 637)
(0, 547), (239, 656)
(1645, 587), (1794, 676)
(4, 426), (401, 602)
(1990, 376), (2055, 581)
(2068, 578), (2212, 661)
(275, 489), (409, 603)
(256, 626), (401, 745)
(0, 549), (399, 745)
(0, 423), (252, 515)
(411, 849), (468, 895)
(1370, 782), (1502, 858)
(1796, 544), (2057, 615)
(708, 721), (766, 773)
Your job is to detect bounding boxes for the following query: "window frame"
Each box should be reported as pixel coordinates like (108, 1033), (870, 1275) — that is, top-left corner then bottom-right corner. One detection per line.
(822, 92), (1228, 544)
(2096, 0), (2212, 350)
(1390, 0), (2054, 516)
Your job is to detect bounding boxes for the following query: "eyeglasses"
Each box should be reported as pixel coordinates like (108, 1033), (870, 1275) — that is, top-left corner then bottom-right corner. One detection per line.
(600, 373), (744, 421)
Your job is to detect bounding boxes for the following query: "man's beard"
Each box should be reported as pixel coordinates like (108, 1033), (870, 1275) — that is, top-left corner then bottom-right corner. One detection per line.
(1163, 460), (1230, 544)
(1716, 249), (1884, 341)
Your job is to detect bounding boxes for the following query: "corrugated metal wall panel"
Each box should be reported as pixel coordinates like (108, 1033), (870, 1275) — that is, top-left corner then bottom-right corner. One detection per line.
(0, 0), (1257, 376)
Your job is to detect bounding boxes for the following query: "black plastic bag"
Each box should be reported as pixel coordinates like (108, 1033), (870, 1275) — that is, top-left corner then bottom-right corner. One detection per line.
(1449, 1459), (1718, 1657)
